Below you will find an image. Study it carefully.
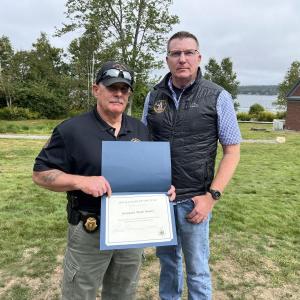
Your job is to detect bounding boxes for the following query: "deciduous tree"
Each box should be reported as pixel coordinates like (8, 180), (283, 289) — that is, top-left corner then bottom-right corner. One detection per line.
(0, 36), (14, 107)
(204, 57), (240, 110)
(56, 0), (179, 114)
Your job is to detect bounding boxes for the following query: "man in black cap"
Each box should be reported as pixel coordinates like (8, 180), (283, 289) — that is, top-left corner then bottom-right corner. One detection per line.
(32, 61), (175, 300)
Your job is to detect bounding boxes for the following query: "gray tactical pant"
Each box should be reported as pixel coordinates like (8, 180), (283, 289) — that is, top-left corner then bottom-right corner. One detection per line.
(61, 222), (143, 300)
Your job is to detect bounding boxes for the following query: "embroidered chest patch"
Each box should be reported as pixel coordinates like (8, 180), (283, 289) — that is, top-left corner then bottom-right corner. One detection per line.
(153, 99), (168, 113)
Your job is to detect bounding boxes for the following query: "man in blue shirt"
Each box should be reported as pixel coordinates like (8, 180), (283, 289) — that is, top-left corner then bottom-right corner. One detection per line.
(142, 31), (241, 300)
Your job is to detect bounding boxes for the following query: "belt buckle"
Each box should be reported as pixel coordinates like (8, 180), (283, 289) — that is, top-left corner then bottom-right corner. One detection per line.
(82, 214), (99, 233)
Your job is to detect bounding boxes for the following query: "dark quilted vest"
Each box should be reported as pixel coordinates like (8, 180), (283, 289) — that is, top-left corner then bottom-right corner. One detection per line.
(147, 69), (223, 200)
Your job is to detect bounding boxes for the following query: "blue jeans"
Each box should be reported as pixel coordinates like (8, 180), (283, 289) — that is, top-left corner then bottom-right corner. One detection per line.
(156, 199), (212, 300)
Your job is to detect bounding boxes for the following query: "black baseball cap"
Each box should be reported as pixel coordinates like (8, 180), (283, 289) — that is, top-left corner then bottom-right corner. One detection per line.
(95, 61), (134, 90)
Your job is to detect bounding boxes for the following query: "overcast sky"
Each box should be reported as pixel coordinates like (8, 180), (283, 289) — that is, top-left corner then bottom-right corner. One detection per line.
(1, 0), (299, 85)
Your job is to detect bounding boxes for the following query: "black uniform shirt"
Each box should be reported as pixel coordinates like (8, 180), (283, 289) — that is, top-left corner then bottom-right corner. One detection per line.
(33, 107), (150, 212)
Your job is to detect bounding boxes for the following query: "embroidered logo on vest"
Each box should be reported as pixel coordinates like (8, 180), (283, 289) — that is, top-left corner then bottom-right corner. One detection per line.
(131, 138), (141, 142)
(153, 99), (168, 113)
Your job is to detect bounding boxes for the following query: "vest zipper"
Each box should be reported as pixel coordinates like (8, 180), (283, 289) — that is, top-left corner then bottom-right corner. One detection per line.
(170, 90), (185, 146)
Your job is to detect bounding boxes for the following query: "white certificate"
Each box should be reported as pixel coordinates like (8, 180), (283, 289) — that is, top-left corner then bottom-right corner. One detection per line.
(100, 141), (177, 250)
(100, 193), (177, 250)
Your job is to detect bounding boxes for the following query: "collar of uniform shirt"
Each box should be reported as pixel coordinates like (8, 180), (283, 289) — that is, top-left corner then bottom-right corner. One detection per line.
(168, 77), (195, 109)
(93, 107), (131, 134)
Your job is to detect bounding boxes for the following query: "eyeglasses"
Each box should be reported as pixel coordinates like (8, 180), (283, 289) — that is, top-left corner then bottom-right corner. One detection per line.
(97, 68), (133, 84)
(167, 49), (199, 58)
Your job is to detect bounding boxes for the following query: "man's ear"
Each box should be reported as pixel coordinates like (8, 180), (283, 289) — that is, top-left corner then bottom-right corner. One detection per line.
(92, 84), (99, 96)
(166, 56), (170, 69)
(197, 53), (202, 64)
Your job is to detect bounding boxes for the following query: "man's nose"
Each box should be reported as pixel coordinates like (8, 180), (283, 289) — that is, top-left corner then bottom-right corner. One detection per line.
(112, 88), (123, 95)
(178, 52), (187, 62)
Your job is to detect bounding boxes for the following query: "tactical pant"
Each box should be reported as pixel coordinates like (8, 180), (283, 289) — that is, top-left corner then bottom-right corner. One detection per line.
(61, 222), (143, 300)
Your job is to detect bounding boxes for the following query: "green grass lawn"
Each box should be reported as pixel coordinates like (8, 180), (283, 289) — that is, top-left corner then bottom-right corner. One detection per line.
(0, 122), (299, 299)
(209, 130), (300, 299)
(0, 119), (62, 134)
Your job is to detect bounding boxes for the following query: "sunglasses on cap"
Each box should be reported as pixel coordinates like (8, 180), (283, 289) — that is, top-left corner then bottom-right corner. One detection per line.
(97, 68), (133, 84)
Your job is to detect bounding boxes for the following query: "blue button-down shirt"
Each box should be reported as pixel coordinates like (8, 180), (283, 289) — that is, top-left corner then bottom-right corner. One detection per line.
(141, 79), (242, 145)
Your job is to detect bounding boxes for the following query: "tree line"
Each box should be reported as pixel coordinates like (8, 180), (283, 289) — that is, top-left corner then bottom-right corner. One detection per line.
(0, 33), (240, 119)
(238, 85), (278, 95)
(0, 0), (241, 119)
(0, 0), (297, 119)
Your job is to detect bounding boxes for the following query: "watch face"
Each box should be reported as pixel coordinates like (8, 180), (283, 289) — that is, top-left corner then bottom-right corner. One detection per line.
(210, 189), (221, 200)
(214, 191), (221, 199)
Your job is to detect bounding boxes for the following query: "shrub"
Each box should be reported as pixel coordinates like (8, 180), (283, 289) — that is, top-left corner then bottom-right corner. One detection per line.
(257, 111), (276, 122)
(276, 111), (286, 119)
(67, 109), (86, 118)
(14, 82), (69, 119)
(249, 103), (265, 115)
(0, 107), (40, 120)
(237, 112), (252, 121)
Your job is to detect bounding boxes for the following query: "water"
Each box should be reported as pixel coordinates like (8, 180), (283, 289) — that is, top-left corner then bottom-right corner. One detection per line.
(237, 94), (280, 112)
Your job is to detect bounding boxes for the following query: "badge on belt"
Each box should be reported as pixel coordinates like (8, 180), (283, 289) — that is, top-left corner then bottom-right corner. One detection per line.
(82, 214), (99, 233)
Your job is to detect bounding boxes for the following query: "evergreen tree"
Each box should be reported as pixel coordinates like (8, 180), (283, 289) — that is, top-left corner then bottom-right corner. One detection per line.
(13, 33), (71, 118)
(275, 61), (300, 109)
(204, 57), (240, 110)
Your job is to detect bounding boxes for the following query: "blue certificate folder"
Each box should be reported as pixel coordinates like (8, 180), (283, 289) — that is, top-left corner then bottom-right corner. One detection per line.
(100, 141), (177, 250)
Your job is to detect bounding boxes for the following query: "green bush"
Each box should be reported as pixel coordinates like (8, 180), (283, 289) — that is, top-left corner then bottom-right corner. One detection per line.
(67, 109), (86, 118)
(249, 103), (265, 115)
(14, 82), (69, 119)
(257, 111), (276, 122)
(276, 111), (286, 119)
(237, 112), (252, 121)
(0, 107), (40, 120)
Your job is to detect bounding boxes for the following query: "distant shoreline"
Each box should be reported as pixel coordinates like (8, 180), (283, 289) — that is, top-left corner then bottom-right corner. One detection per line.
(237, 94), (281, 112)
(238, 85), (278, 96)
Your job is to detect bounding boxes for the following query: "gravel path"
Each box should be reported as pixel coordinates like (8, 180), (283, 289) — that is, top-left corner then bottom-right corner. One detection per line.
(0, 134), (49, 140)
(0, 134), (285, 144)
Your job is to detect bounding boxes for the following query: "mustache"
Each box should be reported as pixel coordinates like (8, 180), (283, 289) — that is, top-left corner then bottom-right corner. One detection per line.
(110, 98), (124, 104)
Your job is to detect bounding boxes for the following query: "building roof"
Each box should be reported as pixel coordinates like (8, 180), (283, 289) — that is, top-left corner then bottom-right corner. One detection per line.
(287, 78), (300, 101)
